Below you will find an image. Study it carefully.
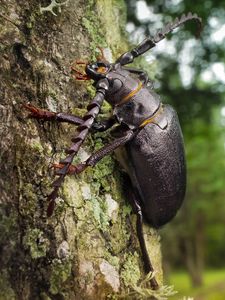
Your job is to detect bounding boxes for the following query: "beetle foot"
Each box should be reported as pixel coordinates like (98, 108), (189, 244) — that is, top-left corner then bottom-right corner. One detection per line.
(52, 163), (86, 175)
(150, 277), (159, 290)
(23, 103), (56, 120)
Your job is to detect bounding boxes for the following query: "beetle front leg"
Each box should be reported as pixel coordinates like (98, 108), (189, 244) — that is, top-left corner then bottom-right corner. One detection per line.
(24, 103), (117, 131)
(23, 103), (83, 125)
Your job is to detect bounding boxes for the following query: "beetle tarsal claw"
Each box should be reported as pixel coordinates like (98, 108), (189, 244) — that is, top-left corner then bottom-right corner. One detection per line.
(52, 163), (86, 175)
(23, 103), (41, 116)
(23, 103), (55, 119)
(150, 277), (159, 290)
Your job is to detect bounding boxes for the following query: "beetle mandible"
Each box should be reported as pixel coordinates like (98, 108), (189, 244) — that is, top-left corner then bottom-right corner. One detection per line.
(24, 12), (202, 289)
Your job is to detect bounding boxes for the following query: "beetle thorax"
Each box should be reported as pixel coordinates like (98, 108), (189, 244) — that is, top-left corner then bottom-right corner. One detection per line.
(104, 68), (160, 129)
(105, 68), (139, 107)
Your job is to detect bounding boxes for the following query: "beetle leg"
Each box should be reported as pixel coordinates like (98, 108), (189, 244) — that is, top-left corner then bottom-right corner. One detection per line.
(126, 183), (159, 290)
(23, 103), (83, 125)
(23, 103), (57, 120)
(23, 103), (118, 131)
(51, 163), (86, 175)
(53, 128), (135, 177)
(52, 128), (135, 177)
(83, 128), (135, 167)
(136, 205), (159, 289)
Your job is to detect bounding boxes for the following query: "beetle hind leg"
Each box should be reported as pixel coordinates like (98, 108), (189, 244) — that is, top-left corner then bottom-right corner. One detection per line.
(136, 208), (159, 290)
(126, 179), (159, 290)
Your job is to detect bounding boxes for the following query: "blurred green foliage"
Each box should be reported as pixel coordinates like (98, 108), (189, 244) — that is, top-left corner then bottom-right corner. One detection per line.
(125, 0), (225, 287)
(170, 269), (225, 299)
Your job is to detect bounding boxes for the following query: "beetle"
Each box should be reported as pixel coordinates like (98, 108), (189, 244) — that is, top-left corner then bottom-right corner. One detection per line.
(24, 12), (202, 289)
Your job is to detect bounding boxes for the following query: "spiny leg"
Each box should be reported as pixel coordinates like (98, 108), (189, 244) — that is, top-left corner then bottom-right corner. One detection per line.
(125, 177), (159, 290)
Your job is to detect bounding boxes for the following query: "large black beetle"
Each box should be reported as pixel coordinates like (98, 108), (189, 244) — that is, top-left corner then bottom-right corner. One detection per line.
(24, 12), (202, 289)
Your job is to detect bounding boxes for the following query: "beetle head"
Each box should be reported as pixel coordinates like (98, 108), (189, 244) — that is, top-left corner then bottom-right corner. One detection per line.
(85, 61), (111, 80)
(71, 47), (112, 81)
(71, 60), (112, 81)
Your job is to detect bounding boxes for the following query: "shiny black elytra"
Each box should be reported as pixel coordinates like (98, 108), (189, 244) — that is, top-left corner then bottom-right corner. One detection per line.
(24, 13), (202, 289)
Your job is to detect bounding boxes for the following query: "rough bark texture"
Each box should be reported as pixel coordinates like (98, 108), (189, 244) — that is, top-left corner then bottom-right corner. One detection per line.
(0, 0), (164, 299)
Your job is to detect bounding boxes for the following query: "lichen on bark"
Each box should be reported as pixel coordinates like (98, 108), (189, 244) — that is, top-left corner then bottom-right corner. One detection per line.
(0, 0), (166, 299)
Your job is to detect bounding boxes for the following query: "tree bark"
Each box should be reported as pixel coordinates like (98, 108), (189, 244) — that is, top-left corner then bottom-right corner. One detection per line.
(0, 0), (163, 299)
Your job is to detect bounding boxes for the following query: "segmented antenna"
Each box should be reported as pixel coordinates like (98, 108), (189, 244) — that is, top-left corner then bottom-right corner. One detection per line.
(130, 12), (202, 58)
(153, 12), (202, 44)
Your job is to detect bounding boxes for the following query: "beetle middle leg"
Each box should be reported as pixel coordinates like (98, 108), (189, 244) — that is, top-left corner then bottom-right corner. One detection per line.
(54, 127), (136, 175)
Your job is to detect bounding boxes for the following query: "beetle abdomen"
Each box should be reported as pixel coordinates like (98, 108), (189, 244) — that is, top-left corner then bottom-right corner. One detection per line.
(126, 104), (186, 227)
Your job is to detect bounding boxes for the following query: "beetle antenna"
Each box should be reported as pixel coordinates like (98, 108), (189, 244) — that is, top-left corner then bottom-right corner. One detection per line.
(116, 12), (202, 66)
(153, 12), (202, 43)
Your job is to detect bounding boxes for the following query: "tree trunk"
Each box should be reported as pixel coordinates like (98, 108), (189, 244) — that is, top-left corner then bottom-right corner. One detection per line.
(0, 0), (163, 299)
